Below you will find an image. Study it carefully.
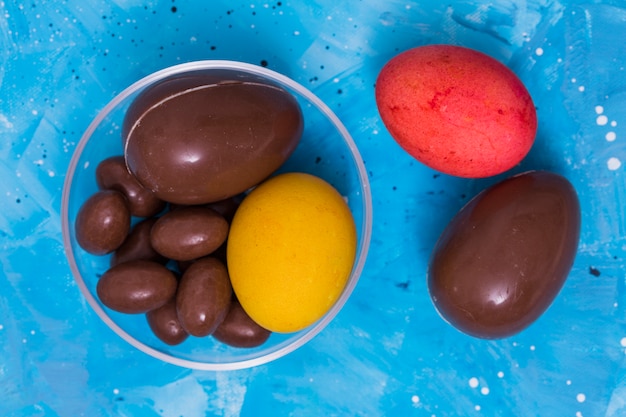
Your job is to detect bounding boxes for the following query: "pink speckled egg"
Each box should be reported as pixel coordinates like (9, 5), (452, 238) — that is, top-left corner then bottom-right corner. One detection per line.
(375, 44), (537, 178)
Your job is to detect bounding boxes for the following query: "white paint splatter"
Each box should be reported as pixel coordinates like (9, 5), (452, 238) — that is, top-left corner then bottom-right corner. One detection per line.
(497, 371), (504, 378)
(474, 405), (481, 411)
(481, 387), (490, 395)
(595, 105), (604, 114)
(597, 115), (609, 126)
(0, 113), (14, 129)
(530, 345), (536, 351)
(411, 395), (420, 404)
(606, 132), (617, 142)
(381, 331), (405, 354)
(608, 157), (621, 171)
(578, 85), (585, 92)
(113, 388), (120, 395)
(137, 374), (212, 417)
(567, 380), (572, 385)
(215, 371), (248, 417)
(620, 337), (626, 347)
(611, 120), (618, 127)
(577, 393), (586, 403)
(469, 377), (479, 388)
(535, 47), (544, 56)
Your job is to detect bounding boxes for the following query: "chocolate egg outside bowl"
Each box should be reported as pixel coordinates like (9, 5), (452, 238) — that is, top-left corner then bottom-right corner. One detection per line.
(61, 61), (373, 371)
(428, 170), (581, 339)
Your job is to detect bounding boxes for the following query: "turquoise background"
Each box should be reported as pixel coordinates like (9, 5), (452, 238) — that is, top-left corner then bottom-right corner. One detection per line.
(2, 0), (626, 416)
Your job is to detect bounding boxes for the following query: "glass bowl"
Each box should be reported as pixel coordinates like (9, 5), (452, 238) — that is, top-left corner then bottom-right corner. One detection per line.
(61, 60), (373, 371)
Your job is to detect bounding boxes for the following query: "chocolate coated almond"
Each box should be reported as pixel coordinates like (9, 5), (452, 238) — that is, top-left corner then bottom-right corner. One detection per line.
(97, 260), (177, 314)
(146, 297), (189, 345)
(205, 196), (242, 222)
(213, 299), (271, 348)
(150, 206), (229, 261)
(428, 171), (581, 339)
(110, 217), (166, 267)
(176, 257), (232, 337)
(96, 155), (165, 217)
(75, 190), (130, 255)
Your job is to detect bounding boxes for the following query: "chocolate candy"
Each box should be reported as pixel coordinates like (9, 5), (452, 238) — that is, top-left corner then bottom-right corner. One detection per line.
(150, 206), (229, 261)
(96, 156), (165, 217)
(110, 218), (166, 267)
(75, 190), (130, 255)
(428, 171), (581, 339)
(123, 69), (304, 205)
(176, 257), (232, 337)
(96, 260), (178, 314)
(206, 196), (243, 223)
(146, 297), (189, 346)
(76, 71), (306, 351)
(213, 299), (271, 348)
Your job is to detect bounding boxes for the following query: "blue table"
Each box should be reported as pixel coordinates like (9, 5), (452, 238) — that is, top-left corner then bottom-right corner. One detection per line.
(2, 1), (625, 415)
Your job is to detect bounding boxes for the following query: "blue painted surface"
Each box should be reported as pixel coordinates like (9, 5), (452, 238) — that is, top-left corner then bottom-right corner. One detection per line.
(1, 0), (626, 415)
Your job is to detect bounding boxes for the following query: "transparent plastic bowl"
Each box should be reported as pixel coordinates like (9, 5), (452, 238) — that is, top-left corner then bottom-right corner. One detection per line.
(61, 60), (373, 371)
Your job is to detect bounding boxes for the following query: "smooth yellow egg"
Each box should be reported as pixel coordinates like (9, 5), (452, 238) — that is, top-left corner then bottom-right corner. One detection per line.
(226, 172), (357, 333)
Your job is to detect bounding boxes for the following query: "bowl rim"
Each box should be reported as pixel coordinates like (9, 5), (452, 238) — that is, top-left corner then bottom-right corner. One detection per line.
(61, 60), (373, 371)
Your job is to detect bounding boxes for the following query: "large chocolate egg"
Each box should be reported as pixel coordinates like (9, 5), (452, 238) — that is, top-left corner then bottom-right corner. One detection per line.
(428, 171), (581, 339)
(123, 69), (304, 205)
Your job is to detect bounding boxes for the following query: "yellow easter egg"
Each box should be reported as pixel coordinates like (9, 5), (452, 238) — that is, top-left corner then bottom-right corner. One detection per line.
(226, 172), (357, 333)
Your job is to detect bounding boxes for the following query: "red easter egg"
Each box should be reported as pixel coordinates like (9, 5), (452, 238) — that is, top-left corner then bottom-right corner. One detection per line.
(375, 44), (537, 178)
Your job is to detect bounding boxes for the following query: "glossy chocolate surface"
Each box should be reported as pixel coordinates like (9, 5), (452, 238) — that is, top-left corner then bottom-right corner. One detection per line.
(123, 69), (303, 204)
(96, 260), (177, 314)
(110, 217), (166, 267)
(205, 195), (243, 223)
(213, 299), (271, 348)
(150, 206), (229, 261)
(176, 257), (232, 337)
(428, 171), (581, 339)
(146, 297), (189, 346)
(75, 190), (130, 255)
(96, 155), (165, 218)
